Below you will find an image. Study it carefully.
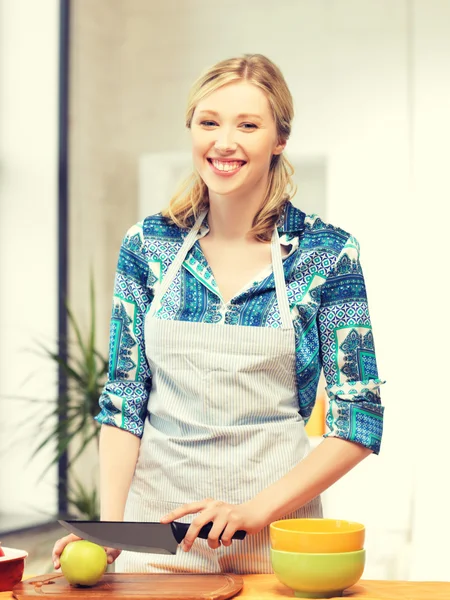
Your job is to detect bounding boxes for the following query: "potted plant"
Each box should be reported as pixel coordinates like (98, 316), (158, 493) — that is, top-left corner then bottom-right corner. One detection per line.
(31, 279), (108, 520)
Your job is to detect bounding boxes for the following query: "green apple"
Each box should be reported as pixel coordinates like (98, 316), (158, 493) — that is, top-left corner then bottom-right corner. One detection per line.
(60, 540), (107, 587)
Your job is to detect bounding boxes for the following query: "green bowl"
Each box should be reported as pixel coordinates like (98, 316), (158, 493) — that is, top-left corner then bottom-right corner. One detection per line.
(270, 548), (365, 599)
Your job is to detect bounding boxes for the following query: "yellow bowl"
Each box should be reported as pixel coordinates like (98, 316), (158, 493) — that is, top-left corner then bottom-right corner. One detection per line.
(271, 548), (366, 598)
(270, 518), (365, 553)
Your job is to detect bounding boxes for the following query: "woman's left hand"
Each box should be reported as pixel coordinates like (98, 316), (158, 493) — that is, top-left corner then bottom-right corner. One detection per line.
(160, 498), (268, 551)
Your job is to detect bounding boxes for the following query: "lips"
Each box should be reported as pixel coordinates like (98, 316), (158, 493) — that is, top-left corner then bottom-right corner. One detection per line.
(207, 158), (247, 175)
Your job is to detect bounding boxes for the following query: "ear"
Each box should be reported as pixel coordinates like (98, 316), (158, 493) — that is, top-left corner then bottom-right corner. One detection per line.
(273, 139), (286, 156)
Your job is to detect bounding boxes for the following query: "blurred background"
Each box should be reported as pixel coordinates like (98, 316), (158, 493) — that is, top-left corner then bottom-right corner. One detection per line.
(0, 0), (449, 582)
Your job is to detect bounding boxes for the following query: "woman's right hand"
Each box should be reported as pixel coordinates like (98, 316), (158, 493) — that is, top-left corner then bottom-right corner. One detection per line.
(52, 533), (122, 569)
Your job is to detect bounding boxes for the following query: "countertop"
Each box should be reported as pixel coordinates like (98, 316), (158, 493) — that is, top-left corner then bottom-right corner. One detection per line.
(235, 575), (450, 598)
(2, 574), (450, 599)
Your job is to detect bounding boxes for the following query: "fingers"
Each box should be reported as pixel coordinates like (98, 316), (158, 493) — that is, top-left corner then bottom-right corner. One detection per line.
(105, 547), (122, 564)
(160, 499), (245, 553)
(52, 535), (122, 569)
(204, 515), (229, 550)
(208, 510), (241, 549)
(220, 522), (238, 547)
(182, 501), (236, 552)
(160, 501), (209, 524)
(182, 511), (214, 552)
(52, 534), (81, 570)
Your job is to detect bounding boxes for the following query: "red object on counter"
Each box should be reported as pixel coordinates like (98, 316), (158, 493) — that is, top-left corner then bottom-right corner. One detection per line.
(0, 548), (28, 593)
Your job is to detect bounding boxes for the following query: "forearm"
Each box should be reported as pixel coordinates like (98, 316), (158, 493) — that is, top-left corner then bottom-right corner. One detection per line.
(99, 424), (141, 520)
(254, 437), (372, 524)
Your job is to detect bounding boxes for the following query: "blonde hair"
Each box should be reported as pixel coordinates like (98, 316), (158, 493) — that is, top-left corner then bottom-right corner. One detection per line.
(161, 54), (296, 241)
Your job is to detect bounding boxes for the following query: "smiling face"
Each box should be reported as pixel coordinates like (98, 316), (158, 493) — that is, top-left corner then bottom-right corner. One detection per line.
(190, 81), (286, 205)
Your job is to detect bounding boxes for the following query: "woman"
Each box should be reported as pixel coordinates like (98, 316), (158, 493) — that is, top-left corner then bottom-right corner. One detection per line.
(53, 54), (384, 574)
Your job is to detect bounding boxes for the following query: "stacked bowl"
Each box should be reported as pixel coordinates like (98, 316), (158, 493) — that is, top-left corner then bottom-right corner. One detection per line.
(270, 518), (366, 598)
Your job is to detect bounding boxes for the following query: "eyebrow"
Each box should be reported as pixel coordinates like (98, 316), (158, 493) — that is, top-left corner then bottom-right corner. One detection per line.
(197, 110), (263, 122)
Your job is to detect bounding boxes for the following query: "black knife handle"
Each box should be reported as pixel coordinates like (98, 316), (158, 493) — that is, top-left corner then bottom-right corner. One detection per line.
(171, 521), (247, 544)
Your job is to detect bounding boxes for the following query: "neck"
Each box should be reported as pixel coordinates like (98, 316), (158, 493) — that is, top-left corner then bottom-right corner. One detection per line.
(206, 179), (268, 242)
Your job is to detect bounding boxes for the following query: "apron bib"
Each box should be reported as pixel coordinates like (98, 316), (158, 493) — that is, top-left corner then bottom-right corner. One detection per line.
(116, 211), (322, 574)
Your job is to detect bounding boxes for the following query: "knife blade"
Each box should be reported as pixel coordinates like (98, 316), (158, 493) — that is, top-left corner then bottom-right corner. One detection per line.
(59, 520), (246, 555)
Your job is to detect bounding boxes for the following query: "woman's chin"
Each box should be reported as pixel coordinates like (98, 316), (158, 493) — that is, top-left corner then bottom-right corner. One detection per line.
(203, 179), (241, 197)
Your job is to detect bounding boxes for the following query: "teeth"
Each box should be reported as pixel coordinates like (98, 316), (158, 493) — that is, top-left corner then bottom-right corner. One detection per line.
(211, 160), (243, 172)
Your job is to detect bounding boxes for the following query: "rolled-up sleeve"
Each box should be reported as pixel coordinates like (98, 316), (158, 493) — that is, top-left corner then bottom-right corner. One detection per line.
(95, 223), (153, 437)
(318, 235), (385, 454)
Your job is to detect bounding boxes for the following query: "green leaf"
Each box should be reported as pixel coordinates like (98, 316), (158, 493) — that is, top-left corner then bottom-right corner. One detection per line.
(67, 473), (100, 521)
(65, 302), (88, 361)
(88, 274), (97, 379)
(13, 280), (109, 504)
(36, 343), (84, 384)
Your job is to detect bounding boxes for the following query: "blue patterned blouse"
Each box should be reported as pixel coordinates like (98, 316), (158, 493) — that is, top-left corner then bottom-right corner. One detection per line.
(96, 202), (385, 454)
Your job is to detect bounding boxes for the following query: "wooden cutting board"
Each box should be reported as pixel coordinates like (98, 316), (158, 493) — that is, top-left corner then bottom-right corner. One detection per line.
(12, 573), (244, 600)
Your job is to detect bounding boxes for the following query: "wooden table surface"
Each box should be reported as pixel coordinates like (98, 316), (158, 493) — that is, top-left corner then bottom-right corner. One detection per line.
(2, 574), (450, 599)
(235, 575), (450, 598)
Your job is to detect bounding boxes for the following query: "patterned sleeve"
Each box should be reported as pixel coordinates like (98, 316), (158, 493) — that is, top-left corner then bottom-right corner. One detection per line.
(95, 222), (153, 437)
(318, 234), (385, 454)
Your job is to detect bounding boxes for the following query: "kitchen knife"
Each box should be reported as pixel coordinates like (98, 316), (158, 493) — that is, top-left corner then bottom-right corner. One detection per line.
(59, 520), (247, 555)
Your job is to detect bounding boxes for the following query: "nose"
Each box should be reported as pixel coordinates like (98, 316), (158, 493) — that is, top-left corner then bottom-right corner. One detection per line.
(214, 128), (237, 153)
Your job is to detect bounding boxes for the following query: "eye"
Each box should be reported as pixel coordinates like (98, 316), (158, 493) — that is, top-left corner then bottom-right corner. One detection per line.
(200, 120), (218, 127)
(240, 123), (258, 130)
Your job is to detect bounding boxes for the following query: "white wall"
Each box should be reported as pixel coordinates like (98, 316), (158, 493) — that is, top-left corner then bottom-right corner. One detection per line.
(0, 0), (59, 518)
(319, 1), (414, 573)
(409, 0), (450, 580)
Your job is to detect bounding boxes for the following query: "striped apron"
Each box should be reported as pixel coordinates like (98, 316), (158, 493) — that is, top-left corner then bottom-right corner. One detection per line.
(116, 211), (322, 574)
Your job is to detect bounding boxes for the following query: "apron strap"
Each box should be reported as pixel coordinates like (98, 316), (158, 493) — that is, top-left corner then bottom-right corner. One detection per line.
(148, 210), (208, 318)
(271, 228), (292, 330)
(149, 210), (292, 329)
